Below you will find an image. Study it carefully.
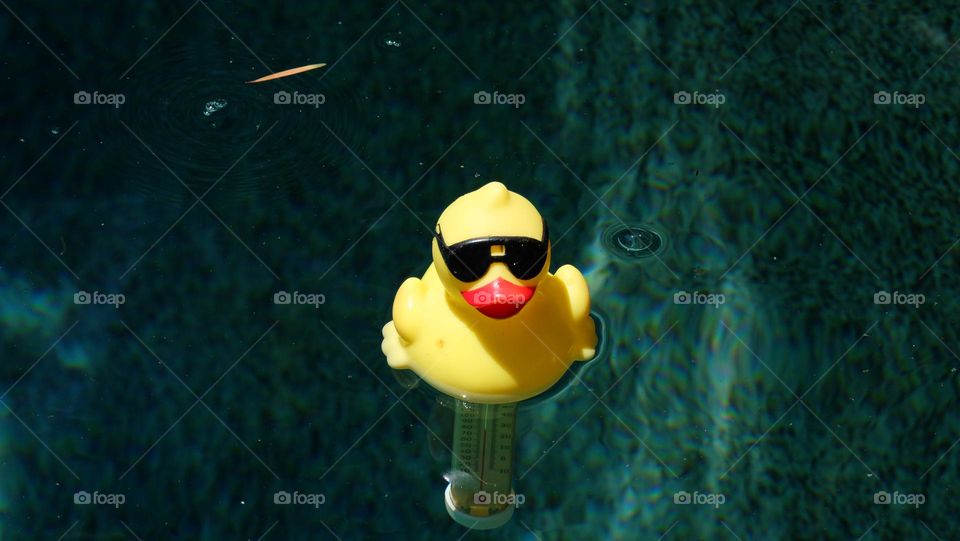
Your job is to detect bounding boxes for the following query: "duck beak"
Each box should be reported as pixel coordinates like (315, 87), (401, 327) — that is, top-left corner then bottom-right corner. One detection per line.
(461, 277), (535, 319)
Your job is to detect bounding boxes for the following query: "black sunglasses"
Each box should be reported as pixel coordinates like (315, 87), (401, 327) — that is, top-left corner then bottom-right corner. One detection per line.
(435, 218), (549, 282)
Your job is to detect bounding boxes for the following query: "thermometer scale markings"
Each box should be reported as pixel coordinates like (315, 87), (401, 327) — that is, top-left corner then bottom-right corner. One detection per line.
(451, 400), (517, 506)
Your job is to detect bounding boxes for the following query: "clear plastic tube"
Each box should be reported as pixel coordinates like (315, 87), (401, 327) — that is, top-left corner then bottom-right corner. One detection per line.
(444, 400), (518, 529)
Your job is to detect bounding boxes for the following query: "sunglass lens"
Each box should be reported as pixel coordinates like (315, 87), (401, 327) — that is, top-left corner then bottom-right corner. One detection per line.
(444, 244), (485, 282)
(509, 248), (547, 279)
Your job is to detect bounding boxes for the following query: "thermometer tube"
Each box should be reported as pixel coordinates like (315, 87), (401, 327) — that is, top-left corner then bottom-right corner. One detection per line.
(444, 400), (518, 529)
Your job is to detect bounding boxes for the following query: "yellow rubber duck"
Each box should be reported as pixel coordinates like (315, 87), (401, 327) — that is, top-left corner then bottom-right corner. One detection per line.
(381, 182), (597, 404)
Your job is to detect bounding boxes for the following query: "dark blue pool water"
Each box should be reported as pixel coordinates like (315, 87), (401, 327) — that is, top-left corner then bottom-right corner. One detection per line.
(1, 1), (958, 539)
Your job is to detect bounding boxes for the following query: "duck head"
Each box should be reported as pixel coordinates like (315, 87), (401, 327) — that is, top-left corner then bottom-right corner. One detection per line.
(432, 182), (551, 319)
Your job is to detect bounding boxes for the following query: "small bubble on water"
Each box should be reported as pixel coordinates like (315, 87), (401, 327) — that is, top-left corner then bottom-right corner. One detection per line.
(379, 32), (403, 49)
(203, 99), (228, 117)
(51, 127), (60, 135)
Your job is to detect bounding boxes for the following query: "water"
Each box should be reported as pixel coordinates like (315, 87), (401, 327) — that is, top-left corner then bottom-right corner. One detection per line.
(601, 223), (665, 260)
(202, 99), (228, 117)
(1, 1), (958, 540)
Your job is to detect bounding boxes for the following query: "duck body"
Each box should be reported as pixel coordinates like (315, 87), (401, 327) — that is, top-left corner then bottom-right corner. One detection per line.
(381, 182), (597, 404)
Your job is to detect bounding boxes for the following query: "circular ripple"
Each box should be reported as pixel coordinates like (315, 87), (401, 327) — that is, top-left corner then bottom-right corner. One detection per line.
(115, 44), (362, 208)
(601, 223), (666, 261)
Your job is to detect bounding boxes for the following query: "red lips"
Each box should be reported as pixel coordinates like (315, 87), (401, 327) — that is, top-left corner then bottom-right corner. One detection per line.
(461, 277), (535, 319)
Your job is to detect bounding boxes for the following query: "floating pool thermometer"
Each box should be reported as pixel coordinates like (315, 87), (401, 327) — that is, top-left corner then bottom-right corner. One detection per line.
(382, 182), (598, 529)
